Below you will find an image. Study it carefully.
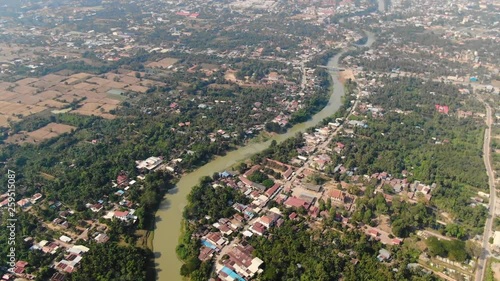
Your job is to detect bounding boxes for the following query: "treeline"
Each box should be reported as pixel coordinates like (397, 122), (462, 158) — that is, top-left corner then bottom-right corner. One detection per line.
(251, 133), (305, 164)
(69, 243), (148, 281)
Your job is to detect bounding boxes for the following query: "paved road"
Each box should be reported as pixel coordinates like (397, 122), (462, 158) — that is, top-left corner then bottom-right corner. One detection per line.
(476, 101), (496, 281)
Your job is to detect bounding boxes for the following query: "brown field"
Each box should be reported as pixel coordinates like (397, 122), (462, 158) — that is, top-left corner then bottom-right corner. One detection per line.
(86, 76), (110, 86)
(146, 57), (179, 68)
(224, 70), (238, 82)
(99, 104), (118, 112)
(78, 103), (102, 111)
(0, 90), (20, 100)
(36, 100), (66, 109)
(0, 69), (165, 127)
(127, 85), (149, 93)
(9, 94), (42, 105)
(40, 74), (66, 83)
(18, 105), (46, 116)
(5, 123), (76, 144)
(339, 69), (355, 84)
(73, 82), (97, 90)
(13, 85), (38, 95)
(57, 94), (80, 103)
(31, 80), (57, 89)
(0, 103), (26, 115)
(36, 90), (62, 100)
(16, 77), (38, 86)
(0, 116), (8, 127)
(0, 82), (14, 90)
(69, 72), (93, 80)
(117, 75), (140, 85)
(106, 81), (128, 89)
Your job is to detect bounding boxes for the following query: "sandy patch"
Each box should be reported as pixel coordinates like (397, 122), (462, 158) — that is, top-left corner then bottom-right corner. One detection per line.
(492, 262), (500, 281)
(339, 69), (355, 84)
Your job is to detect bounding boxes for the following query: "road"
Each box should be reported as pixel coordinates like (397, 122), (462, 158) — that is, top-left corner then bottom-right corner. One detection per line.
(476, 101), (496, 281)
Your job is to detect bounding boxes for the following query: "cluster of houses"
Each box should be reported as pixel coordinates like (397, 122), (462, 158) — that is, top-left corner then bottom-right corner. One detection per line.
(0, 192), (43, 209)
(1, 238), (90, 281)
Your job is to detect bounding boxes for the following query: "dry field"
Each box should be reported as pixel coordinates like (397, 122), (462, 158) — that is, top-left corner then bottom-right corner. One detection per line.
(339, 69), (355, 84)
(5, 123), (76, 144)
(0, 70), (166, 127)
(146, 57), (179, 68)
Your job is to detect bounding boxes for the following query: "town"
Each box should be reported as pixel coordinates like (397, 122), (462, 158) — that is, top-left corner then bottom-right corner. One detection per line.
(0, 0), (499, 280)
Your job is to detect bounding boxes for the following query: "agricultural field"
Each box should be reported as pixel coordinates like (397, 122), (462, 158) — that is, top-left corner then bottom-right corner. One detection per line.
(5, 122), (76, 144)
(0, 70), (165, 127)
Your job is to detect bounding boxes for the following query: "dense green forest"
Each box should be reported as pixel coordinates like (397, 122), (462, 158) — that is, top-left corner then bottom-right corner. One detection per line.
(68, 243), (148, 281)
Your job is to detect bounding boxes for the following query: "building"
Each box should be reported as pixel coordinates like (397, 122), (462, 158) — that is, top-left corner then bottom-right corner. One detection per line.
(284, 197), (311, 209)
(435, 104), (449, 114)
(94, 233), (109, 244)
(117, 172), (128, 186)
(251, 222), (266, 236)
(31, 193), (43, 204)
(17, 198), (31, 208)
(113, 210), (129, 221)
(217, 244), (264, 281)
(329, 189), (345, 203)
(304, 183), (322, 192)
(135, 156), (162, 170)
(90, 204), (103, 213)
(265, 183), (282, 199)
(377, 249), (391, 261)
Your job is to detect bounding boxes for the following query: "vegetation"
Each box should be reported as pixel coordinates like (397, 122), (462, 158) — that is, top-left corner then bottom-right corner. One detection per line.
(425, 237), (468, 262)
(69, 243), (148, 281)
(177, 176), (250, 279)
(250, 220), (439, 281)
(329, 77), (487, 236)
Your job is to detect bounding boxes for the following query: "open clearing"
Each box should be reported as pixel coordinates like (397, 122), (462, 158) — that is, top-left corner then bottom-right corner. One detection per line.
(491, 261), (500, 281)
(5, 123), (76, 144)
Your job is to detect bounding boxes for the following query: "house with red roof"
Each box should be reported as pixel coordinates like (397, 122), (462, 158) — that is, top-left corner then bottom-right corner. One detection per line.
(368, 228), (379, 238)
(251, 222), (266, 236)
(265, 183), (281, 198)
(284, 197), (310, 209)
(113, 210), (129, 221)
(329, 189), (345, 203)
(17, 198), (31, 208)
(435, 104), (449, 114)
(117, 172), (128, 186)
(0, 198), (8, 208)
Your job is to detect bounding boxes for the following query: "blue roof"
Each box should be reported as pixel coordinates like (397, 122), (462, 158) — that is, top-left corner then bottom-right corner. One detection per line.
(221, 266), (245, 281)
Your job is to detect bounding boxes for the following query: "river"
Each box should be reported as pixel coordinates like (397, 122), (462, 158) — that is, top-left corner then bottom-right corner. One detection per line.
(153, 32), (376, 281)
